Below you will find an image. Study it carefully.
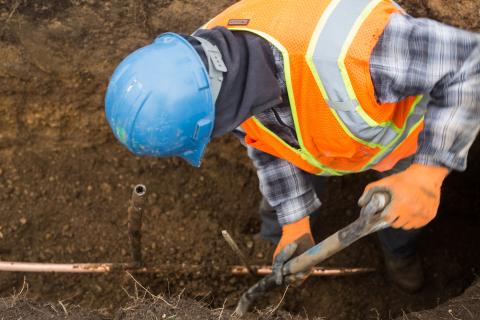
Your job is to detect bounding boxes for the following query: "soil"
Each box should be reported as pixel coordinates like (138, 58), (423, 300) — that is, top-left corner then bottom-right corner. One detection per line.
(0, 0), (479, 319)
(1, 282), (479, 320)
(0, 297), (106, 320)
(406, 281), (480, 320)
(0, 295), (305, 320)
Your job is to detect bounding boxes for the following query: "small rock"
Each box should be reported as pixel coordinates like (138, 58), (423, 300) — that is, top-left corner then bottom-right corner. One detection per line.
(100, 182), (112, 193)
(246, 240), (254, 249)
(151, 206), (162, 216)
(193, 253), (202, 263)
(87, 185), (93, 192)
(19, 217), (27, 225)
(256, 252), (264, 259)
(147, 192), (158, 205)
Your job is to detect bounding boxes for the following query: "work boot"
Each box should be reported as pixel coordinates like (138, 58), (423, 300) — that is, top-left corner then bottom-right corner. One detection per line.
(384, 253), (424, 293)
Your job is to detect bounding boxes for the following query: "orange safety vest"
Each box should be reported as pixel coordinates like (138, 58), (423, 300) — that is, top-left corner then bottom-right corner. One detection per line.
(205, 0), (426, 176)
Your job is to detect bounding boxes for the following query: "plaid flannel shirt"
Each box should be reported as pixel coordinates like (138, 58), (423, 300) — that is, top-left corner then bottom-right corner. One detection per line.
(236, 13), (480, 225)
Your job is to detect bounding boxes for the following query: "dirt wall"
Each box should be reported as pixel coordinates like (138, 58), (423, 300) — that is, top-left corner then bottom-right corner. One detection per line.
(0, 0), (236, 150)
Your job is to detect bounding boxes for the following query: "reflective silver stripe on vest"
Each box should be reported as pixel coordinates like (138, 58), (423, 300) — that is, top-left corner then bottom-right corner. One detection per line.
(311, 0), (400, 147)
(370, 96), (428, 166)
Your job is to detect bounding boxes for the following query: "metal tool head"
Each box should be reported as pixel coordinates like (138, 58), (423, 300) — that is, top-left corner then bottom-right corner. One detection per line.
(234, 273), (277, 317)
(359, 191), (391, 233)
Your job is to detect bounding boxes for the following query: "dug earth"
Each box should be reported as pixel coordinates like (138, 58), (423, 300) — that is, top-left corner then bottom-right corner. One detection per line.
(0, 0), (479, 319)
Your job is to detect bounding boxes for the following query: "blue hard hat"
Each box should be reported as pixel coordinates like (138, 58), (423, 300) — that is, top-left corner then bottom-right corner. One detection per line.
(105, 33), (219, 167)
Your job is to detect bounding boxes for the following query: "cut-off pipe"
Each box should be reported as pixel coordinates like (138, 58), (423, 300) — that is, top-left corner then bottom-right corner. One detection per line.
(127, 184), (147, 266)
(221, 230), (256, 275)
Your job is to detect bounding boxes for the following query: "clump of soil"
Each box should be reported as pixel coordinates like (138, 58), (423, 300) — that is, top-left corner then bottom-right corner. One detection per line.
(0, 0), (479, 319)
(116, 297), (306, 320)
(0, 292), (306, 320)
(0, 297), (106, 320)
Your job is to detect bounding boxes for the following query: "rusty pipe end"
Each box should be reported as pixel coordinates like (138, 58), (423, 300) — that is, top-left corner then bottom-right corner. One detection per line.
(134, 184), (147, 197)
(131, 184), (147, 208)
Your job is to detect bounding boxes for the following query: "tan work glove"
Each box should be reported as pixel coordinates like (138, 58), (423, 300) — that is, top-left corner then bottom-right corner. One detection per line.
(272, 216), (315, 286)
(359, 164), (449, 230)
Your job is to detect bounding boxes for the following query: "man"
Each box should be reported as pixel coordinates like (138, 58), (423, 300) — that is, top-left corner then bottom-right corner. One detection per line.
(105, 0), (480, 292)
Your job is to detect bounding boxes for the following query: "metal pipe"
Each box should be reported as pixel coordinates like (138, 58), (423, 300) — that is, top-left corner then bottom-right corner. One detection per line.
(127, 184), (147, 266)
(0, 262), (120, 273)
(231, 266), (375, 277)
(0, 262), (198, 274)
(221, 230), (255, 275)
(0, 262), (374, 277)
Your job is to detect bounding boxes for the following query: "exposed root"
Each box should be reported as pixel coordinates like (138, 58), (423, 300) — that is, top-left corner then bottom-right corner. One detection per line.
(265, 286), (290, 317)
(124, 272), (176, 309)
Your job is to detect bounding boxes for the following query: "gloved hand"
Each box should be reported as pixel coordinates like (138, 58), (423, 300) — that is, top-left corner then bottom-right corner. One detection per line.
(359, 164), (449, 230)
(272, 216), (315, 286)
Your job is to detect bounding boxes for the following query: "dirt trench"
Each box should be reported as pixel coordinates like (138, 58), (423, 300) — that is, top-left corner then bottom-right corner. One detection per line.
(0, 0), (479, 319)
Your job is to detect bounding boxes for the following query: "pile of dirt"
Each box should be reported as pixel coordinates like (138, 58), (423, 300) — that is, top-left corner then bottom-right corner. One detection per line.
(0, 0), (479, 319)
(116, 297), (305, 320)
(405, 280), (480, 320)
(0, 297), (106, 320)
(0, 294), (306, 320)
(1, 281), (479, 320)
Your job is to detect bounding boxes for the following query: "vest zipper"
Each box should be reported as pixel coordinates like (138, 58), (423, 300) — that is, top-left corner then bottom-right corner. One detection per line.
(271, 108), (299, 148)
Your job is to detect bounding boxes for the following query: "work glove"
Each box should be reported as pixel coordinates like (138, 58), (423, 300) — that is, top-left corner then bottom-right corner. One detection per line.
(359, 164), (449, 230)
(272, 216), (315, 286)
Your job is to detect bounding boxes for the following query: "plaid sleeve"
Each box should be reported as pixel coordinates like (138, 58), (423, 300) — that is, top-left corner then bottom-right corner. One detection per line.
(371, 13), (480, 171)
(246, 145), (321, 226)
